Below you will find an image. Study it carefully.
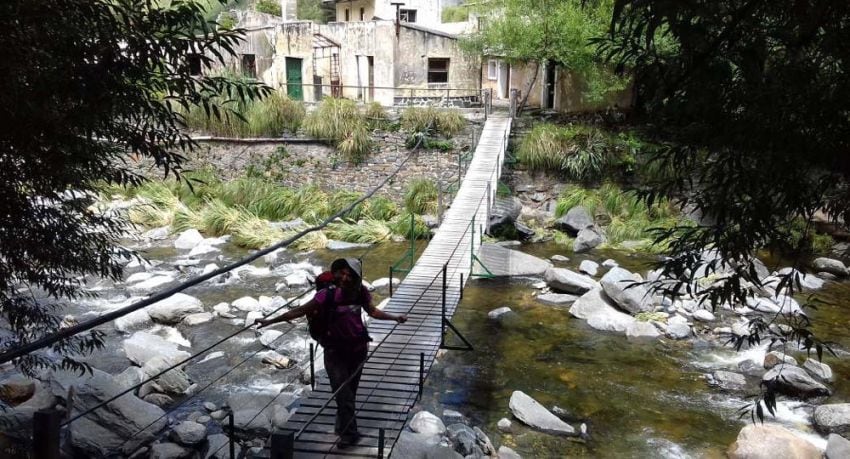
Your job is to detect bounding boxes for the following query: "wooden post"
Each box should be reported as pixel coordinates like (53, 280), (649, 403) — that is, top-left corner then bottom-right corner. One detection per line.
(418, 352), (425, 401)
(33, 409), (61, 459)
(270, 431), (294, 459)
(228, 410), (236, 459)
(389, 266), (394, 297)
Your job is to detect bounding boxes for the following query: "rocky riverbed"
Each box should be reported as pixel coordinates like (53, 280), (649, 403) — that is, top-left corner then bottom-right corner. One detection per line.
(1, 223), (850, 458)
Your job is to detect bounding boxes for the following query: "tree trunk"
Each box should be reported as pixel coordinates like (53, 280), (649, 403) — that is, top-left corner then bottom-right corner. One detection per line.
(517, 60), (540, 116)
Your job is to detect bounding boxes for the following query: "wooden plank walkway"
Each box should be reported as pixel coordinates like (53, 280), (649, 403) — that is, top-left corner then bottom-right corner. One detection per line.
(280, 114), (512, 458)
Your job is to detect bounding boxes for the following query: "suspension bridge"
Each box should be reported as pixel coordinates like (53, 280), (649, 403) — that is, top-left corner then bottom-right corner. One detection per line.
(3, 107), (514, 459)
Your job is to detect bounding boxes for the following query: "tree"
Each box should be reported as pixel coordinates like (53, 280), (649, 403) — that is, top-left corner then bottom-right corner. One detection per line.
(0, 0), (270, 376)
(463, 0), (628, 112)
(598, 0), (850, 407)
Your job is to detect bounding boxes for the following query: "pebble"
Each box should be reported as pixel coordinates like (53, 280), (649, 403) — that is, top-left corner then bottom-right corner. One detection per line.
(497, 418), (512, 432)
(204, 402), (217, 412)
(551, 255), (569, 262)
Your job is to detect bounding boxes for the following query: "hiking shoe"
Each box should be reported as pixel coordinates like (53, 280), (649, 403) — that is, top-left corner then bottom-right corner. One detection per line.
(338, 432), (362, 448)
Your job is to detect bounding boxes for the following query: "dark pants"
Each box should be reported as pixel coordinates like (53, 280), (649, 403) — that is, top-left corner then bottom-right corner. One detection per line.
(324, 344), (368, 437)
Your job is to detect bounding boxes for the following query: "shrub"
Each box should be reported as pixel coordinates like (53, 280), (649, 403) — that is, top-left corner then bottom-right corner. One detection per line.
(365, 196), (399, 221)
(231, 213), (284, 249)
(256, 0), (282, 16)
(198, 199), (243, 236)
(364, 102), (388, 130)
(442, 6), (469, 23)
(391, 213), (430, 239)
(244, 92), (305, 136)
(401, 107), (466, 138)
(327, 190), (365, 221)
(326, 219), (393, 243)
(404, 178), (438, 215)
(435, 110), (465, 137)
(304, 97), (372, 163)
(217, 11), (237, 30)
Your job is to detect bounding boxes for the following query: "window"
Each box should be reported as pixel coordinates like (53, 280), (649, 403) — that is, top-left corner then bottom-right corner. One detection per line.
(487, 60), (498, 80)
(241, 54), (256, 78)
(399, 9), (417, 23)
(360, 7), (365, 20)
(344, 8), (349, 21)
(188, 55), (202, 76)
(428, 58), (449, 84)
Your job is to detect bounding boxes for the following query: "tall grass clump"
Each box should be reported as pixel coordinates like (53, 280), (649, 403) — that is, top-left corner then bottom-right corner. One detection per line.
(441, 5), (469, 22)
(391, 213), (430, 239)
(255, 0), (282, 16)
(231, 213), (284, 249)
(198, 199), (244, 236)
(404, 178), (438, 215)
(244, 92), (306, 136)
(169, 167), (223, 209)
(218, 177), (278, 209)
(365, 196), (399, 221)
(128, 182), (182, 227)
(364, 102), (389, 130)
(326, 219), (393, 243)
(401, 107), (466, 138)
(304, 98), (372, 163)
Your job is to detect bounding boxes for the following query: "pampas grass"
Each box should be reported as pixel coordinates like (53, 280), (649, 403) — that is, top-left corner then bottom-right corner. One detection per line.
(401, 107), (466, 138)
(304, 97), (371, 163)
(404, 178), (438, 215)
(326, 219), (393, 243)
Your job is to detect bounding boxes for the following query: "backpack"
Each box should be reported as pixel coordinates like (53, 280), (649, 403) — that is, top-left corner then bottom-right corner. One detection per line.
(307, 272), (336, 343)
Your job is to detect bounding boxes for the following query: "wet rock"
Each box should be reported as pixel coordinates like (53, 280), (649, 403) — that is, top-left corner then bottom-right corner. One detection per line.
(773, 268), (825, 290)
(142, 356), (190, 394)
(259, 330), (284, 348)
(818, 272), (838, 280)
(802, 358), (833, 381)
(497, 418), (512, 433)
(201, 263), (219, 275)
(578, 260), (599, 277)
(544, 267), (597, 294)
(123, 331), (191, 366)
(143, 393), (175, 407)
(475, 243), (551, 277)
(0, 374), (34, 405)
(764, 351), (797, 369)
(573, 227), (604, 253)
(551, 255), (569, 263)
(692, 309), (716, 322)
(232, 296), (260, 312)
(738, 359), (765, 377)
(174, 229), (204, 250)
(487, 307), (513, 320)
(327, 240), (371, 250)
(260, 351), (291, 369)
(600, 267), (653, 314)
(626, 321), (660, 341)
(554, 206), (593, 236)
(443, 409), (465, 425)
(509, 390), (575, 436)
(665, 322), (692, 340)
(245, 311), (263, 327)
(708, 371), (747, 391)
(728, 424), (821, 459)
(424, 444), (463, 459)
(112, 367), (146, 392)
(142, 227), (170, 241)
(814, 404), (850, 436)
(150, 442), (189, 459)
(171, 421), (206, 446)
(115, 309), (153, 333)
(128, 274), (176, 292)
(602, 259), (618, 268)
(203, 402), (217, 412)
(472, 426), (495, 455)
(206, 433), (242, 459)
(182, 312), (214, 326)
(569, 287), (635, 334)
(536, 293), (579, 307)
(389, 431), (441, 459)
(372, 277), (400, 290)
(446, 423), (477, 456)
(410, 410), (446, 436)
(812, 257), (848, 277)
(763, 365), (830, 399)
(147, 293), (203, 324)
(188, 243), (219, 257)
(826, 433), (850, 459)
(49, 369), (167, 456)
(498, 446), (522, 459)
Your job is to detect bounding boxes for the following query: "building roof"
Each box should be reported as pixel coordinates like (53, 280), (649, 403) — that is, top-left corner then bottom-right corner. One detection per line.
(400, 22), (458, 40)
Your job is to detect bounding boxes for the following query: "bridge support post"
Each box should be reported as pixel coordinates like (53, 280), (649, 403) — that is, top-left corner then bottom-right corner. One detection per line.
(418, 352), (425, 401)
(309, 343), (315, 391)
(440, 263), (447, 347)
(270, 431), (294, 459)
(459, 273), (464, 299)
(388, 266), (394, 297)
(378, 428), (386, 458)
(33, 409), (61, 459)
(228, 410), (236, 459)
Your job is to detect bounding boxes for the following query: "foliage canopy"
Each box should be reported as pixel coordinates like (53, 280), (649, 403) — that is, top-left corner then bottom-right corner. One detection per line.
(0, 0), (269, 375)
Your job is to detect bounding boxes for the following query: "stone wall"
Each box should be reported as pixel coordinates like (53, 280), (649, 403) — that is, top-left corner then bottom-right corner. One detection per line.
(393, 95), (481, 107)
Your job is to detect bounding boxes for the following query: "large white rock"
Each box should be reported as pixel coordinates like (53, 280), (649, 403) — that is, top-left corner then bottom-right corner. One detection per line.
(114, 309), (152, 333)
(174, 229), (204, 250)
(802, 358), (833, 381)
(128, 274), (175, 292)
(123, 331), (191, 366)
(259, 330), (284, 348)
(487, 307), (513, 320)
(232, 296), (260, 312)
(728, 424), (821, 459)
(599, 267), (653, 314)
(171, 420), (206, 446)
(536, 293), (579, 308)
(578, 260), (599, 277)
(48, 369), (167, 457)
(763, 365), (830, 399)
(474, 243), (552, 277)
(147, 293), (203, 324)
(409, 410), (446, 436)
(142, 356), (191, 394)
(812, 257), (848, 277)
(509, 391), (575, 436)
(182, 312), (214, 326)
(625, 321), (660, 341)
(826, 433), (850, 459)
(188, 243), (220, 258)
(569, 287), (635, 334)
(544, 267), (598, 294)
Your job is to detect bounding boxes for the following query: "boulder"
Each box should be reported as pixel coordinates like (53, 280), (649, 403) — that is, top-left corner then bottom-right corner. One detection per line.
(112, 367), (146, 392)
(489, 196), (523, 228)
(206, 433), (242, 459)
(666, 322), (692, 340)
(509, 391), (575, 436)
(802, 358), (834, 381)
(389, 431), (441, 459)
(569, 288), (635, 334)
(599, 267), (653, 314)
(182, 312), (213, 326)
(578, 260), (599, 277)
(625, 321), (660, 341)
(327, 240), (371, 250)
(487, 307), (513, 320)
(284, 271), (311, 288)
(123, 331), (190, 366)
(472, 426), (495, 455)
(551, 255), (569, 263)
(728, 424), (820, 459)
(763, 365), (831, 399)
(232, 296), (260, 312)
(410, 410), (446, 436)
(498, 446), (522, 459)
(260, 351), (291, 369)
(150, 442), (189, 459)
(259, 330), (284, 348)
(536, 293), (579, 308)
(128, 274), (175, 292)
(142, 356), (191, 394)
(474, 243), (551, 277)
(142, 226), (170, 241)
(764, 351), (797, 369)
(171, 421), (206, 446)
(147, 293), (203, 324)
(812, 257), (848, 277)
(114, 309), (152, 333)
(497, 418), (512, 433)
(814, 404), (850, 436)
(573, 227), (604, 253)
(424, 445), (463, 459)
(228, 392), (285, 435)
(544, 267), (597, 294)
(826, 433), (850, 459)
(708, 371), (747, 391)
(692, 309), (716, 322)
(0, 374), (34, 405)
(49, 369), (167, 456)
(372, 277), (400, 290)
(442, 409), (465, 425)
(174, 229), (204, 250)
(446, 423), (477, 456)
(554, 207), (594, 236)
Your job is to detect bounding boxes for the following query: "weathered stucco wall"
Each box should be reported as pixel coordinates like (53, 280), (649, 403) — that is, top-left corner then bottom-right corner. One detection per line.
(395, 25), (480, 94)
(334, 0), (377, 21)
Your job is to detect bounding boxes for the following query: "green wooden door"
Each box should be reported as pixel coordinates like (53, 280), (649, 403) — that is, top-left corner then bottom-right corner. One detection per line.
(286, 58), (303, 101)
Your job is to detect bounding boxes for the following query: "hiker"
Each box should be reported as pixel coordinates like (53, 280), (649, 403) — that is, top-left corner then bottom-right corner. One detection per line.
(256, 258), (407, 446)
